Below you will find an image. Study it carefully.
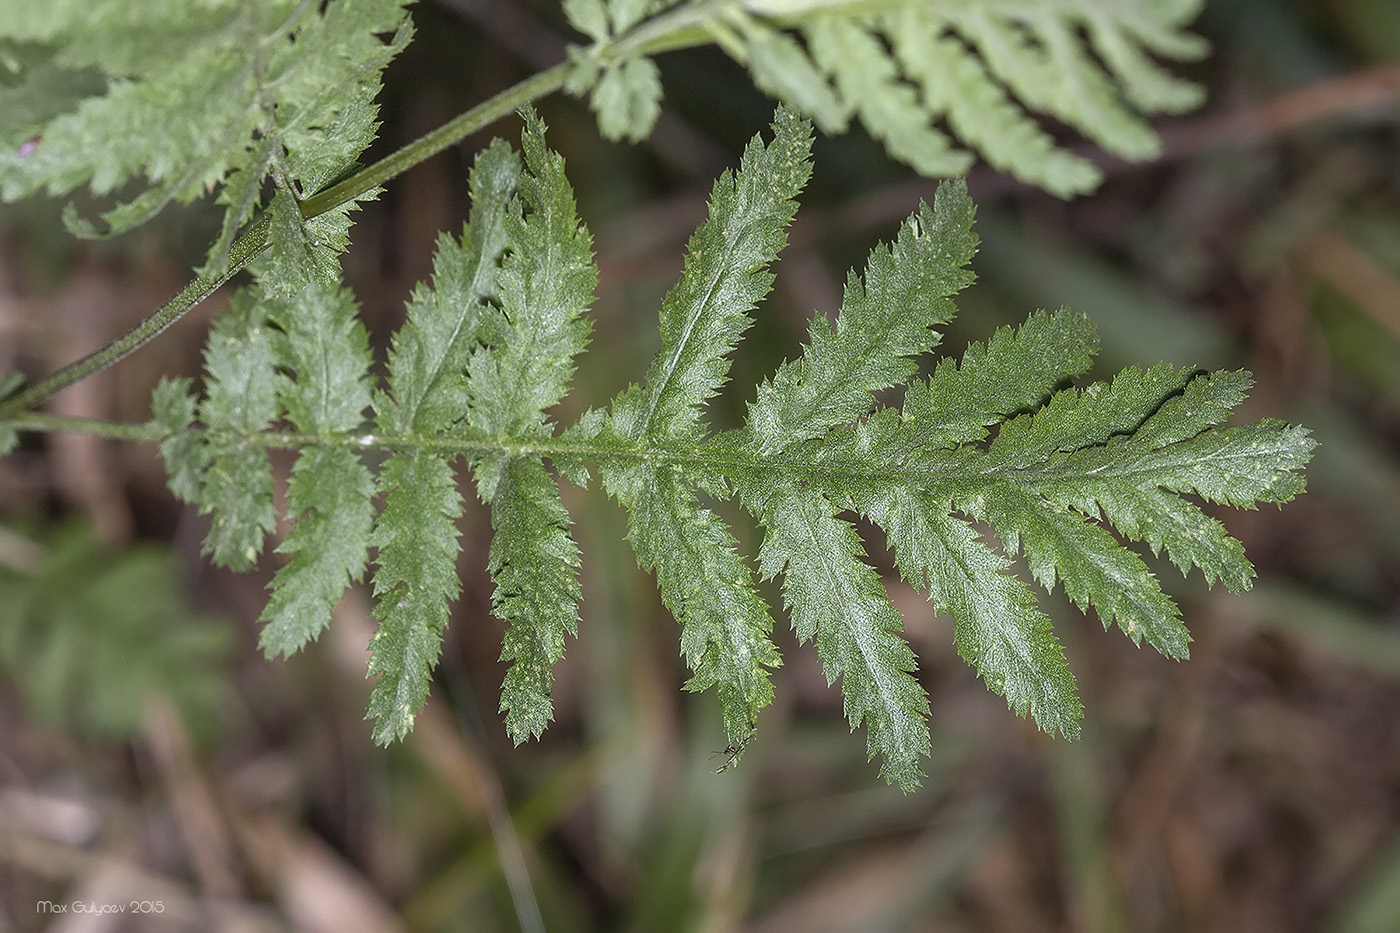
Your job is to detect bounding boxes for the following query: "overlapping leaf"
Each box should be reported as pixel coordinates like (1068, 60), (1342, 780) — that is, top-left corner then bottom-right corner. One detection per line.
(258, 279), (375, 659)
(744, 0), (1205, 193)
(565, 0), (1207, 196)
(366, 139), (521, 743)
(190, 289), (280, 572)
(0, 0), (411, 273)
(602, 164), (1307, 788)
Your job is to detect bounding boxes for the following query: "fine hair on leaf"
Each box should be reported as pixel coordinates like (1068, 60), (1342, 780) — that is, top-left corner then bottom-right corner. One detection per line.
(153, 108), (1313, 790)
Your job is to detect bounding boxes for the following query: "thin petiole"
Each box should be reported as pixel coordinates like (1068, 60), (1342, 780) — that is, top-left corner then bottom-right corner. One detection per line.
(298, 62), (572, 220)
(0, 215), (271, 421)
(0, 63), (572, 421)
(0, 0), (727, 424)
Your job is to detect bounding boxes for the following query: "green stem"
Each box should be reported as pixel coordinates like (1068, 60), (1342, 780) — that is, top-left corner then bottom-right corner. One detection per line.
(0, 215), (272, 421)
(3, 412), (167, 443)
(298, 62), (573, 220)
(601, 0), (725, 60)
(2, 415), (1007, 490)
(0, 0), (730, 424)
(296, 0), (726, 220)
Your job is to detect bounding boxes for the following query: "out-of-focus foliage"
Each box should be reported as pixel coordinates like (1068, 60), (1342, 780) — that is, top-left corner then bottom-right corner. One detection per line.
(566, 0), (1207, 194)
(0, 0), (411, 275)
(0, 523), (233, 739)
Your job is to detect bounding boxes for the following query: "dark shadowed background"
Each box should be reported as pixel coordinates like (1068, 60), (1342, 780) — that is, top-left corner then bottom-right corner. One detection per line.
(2, 0), (1399, 930)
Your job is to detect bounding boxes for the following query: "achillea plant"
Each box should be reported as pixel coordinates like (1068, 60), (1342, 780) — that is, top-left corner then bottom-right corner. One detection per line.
(0, 0), (1311, 788)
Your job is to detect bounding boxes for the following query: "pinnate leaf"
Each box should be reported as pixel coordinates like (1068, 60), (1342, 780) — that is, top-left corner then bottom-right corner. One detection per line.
(492, 456), (582, 742)
(259, 280), (375, 657)
(143, 111), (1313, 792)
(606, 460), (781, 745)
(464, 108), (595, 741)
(196, 291), (279, 571)
(362, 138), (524, 741)
(465, 109), (596, 450)
(710, 0), (1207, 195)
(901, 308), (1099, 449)
(754, 484), (929, 787)
(368, 449), (462, 744)
(261, 447), (376, 658)
(864, 485), (1082, 739)
(376, 140), (519, 437)
(748, 180), (977, 453)
(0, 0), (411, 274)
(599, 109), (811, 748)
(609, 106), (813, 442)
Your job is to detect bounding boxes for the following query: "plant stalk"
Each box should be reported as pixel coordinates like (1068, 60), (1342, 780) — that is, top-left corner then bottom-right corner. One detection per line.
(3, 412), (166, 443)
(0, 215), (271, 421)
(0, 65), (571, 422)
(1, 414), (999, 489)
(298, 61), (573, 220)
(0, 0), (727, 425)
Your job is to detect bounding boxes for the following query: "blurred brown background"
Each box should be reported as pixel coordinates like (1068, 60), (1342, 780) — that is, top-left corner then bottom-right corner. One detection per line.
(2, 0), (1400, 930)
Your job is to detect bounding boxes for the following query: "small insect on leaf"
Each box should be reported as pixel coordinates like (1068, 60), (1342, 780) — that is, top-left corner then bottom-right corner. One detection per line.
(713, 734), (753, 774)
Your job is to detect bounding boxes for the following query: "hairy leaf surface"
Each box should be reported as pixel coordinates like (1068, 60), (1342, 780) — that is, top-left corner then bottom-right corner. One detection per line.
(609, 106), (813, 442)
(363, 139), (523, 743)
(599, 109), (813, 749)
(0, 0), (411, 273)
(575, 0), (1207, 196)
(492, 456), (583, 741)
(146, 112), (1312, 790)
(465, 108), (595, 741)
(195, 291), (279, 572)
(259, 281), (375, 658)
(369, 448), (463, 743)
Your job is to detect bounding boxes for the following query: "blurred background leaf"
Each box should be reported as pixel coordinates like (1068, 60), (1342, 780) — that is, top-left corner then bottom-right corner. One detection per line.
(0, 522), (233, 741)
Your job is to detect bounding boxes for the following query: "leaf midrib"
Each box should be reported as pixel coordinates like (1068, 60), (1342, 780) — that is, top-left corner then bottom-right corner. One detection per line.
(221, 424), (1287, 496)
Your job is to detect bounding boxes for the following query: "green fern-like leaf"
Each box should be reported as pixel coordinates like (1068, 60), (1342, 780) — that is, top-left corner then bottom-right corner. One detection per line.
(491, 455), (584, 742)
(258, 280), (376, 658)
(864, 484), (1082, 740)
(364, 139), (522, 743)
(0, 0), (411, 272)
(607, 106), (812, 441)
(755, 485), (933, 784)
(153, 110), (1312, 790)
(584, 135), (1304, 786)
(748, 186), (976, 452)
(194, 290), (280, 572)
(766, 0), (1205, 194)
(568, 0), (1206, 196)
(368, 448), (463, 742)
(464, 108), (596, 742)
(463, 111), (595, 452)
(595, 107), (813, 745)
(587, 57), (664, 143)
(364, 109), (598, 743)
